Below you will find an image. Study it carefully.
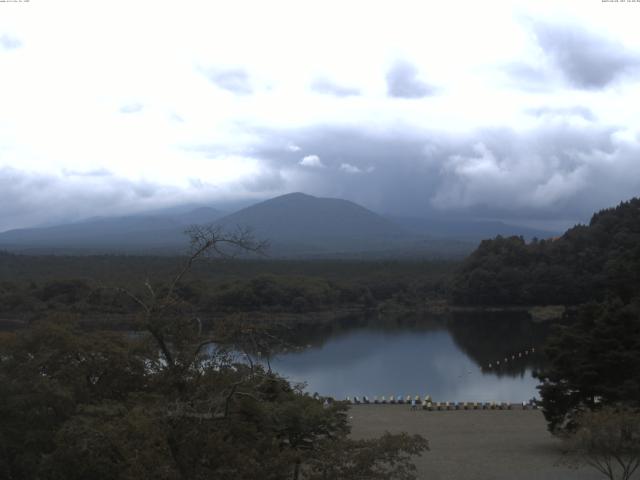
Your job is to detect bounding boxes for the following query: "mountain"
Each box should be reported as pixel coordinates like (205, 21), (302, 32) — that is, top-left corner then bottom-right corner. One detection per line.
(390, 216), (558, 242)
(0, 207), (223, 254)
(1, 192), (558, 258)
(213, 193), (414, 255)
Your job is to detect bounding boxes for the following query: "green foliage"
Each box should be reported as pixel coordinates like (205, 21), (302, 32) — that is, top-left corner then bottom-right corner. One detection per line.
(451, 197), (640, 306)
(0, 315), (427, 479)
(0, 257), (453, 321)
(536, 299), (640, 433)
(0, 231), (428, 479)
(207, 274), (342, 312)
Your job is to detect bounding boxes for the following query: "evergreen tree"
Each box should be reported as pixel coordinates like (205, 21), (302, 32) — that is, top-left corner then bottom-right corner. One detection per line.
(536, 298), (640, 433)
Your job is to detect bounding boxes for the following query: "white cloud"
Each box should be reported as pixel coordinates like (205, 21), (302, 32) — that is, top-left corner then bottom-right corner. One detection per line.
(120, 103), (144, 114)
(299, 155), (324, 168)
(340, 163), (362, 174)
(287, 143), (301, 152)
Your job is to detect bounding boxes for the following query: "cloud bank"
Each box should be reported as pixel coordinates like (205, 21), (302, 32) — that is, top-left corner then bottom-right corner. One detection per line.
(1, 2), (640, 232)
(533, 21), (640, 89)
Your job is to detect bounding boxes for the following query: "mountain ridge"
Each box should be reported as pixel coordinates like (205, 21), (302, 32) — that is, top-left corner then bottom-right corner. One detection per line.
(0, 192), (556, 257)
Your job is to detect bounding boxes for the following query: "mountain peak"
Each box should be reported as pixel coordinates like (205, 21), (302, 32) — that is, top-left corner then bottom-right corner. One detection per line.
(269, 192), (316, 202)
(214, 192), (404, 253)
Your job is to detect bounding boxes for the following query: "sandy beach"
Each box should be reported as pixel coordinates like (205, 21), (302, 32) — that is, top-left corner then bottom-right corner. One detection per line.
(349, 405), (602, 480)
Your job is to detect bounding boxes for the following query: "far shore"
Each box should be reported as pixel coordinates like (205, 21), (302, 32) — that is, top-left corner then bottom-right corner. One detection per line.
(0, 302), (568, 332)
(349, 405), (600, 480)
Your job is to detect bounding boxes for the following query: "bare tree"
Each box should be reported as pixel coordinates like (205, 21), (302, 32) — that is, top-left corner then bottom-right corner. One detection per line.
(564, 406), (640, 480)
(117, 225), (267, 369)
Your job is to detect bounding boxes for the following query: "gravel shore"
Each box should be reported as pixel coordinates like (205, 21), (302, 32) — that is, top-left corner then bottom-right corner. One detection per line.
(349, 405), (602, 480)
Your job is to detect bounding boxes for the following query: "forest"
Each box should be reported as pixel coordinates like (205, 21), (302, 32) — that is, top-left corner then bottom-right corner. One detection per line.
(1, 199), (640, 479)
(0, 229), (431, 480)
(449, 199), (640, 438)
(0, 253), (452, 332)
(451, 198), (640, 306)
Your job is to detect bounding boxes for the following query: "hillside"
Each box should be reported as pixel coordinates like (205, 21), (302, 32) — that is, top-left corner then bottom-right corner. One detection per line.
(451, 197), (640, 306)
(0, 192), (562, 258)
(214, 192), (409, 254)
(0, 207), (222, 253)
(389, 215), (557, 242)
(0, 193), (476, 257)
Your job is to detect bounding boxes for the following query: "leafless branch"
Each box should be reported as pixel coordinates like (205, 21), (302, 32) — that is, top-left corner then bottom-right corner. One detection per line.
(165, 224), (267, 304)
(115, 287), (150, 314)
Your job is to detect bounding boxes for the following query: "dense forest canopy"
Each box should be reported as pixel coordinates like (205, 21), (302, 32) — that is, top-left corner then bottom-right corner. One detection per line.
(536, 298), (640, 433)
(0, 228), (429, 480)
(451, 197), (640, 306)
(0, 255), (452, 332)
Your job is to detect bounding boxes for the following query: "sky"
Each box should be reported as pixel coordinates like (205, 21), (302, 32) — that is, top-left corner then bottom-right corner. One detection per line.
(1, 0), (640, 231)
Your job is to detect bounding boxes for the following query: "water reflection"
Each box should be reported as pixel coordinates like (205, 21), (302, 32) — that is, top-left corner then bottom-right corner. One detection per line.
(267, 312), (549, 403)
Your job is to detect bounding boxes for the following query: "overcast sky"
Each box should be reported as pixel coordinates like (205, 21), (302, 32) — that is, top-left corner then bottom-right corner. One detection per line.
(1, 0), (640, 231)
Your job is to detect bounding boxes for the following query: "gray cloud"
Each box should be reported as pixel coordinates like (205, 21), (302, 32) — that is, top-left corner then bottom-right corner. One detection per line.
(4, 123), (639, 232)
(310, 77), (360, 97)
(503, 63), (554, 92)
(533, 22), (640, 89)
(0, 34), (21, 50)
(386, 61), (435, 98)
(204, 68), (253, 94)
(249, 122), (640, 225)
(0, 167), (182, 231)
(240, 170), (287, 193)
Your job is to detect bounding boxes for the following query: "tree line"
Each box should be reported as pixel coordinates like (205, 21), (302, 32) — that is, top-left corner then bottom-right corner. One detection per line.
(451, 197), (640, 306)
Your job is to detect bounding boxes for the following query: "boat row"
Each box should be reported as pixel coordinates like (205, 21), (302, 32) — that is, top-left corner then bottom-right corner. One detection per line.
(345, 395), (539, 410)
(486, 346), (536, 369)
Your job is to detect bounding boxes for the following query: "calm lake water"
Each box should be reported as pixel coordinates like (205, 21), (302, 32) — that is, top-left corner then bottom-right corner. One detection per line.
(266, 312), (549, 403)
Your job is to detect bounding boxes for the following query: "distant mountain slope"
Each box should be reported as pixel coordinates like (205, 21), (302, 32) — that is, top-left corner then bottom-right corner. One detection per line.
(390, 216), (558, 242)
(213, 193), (410, 254)
(0, 207), (222, 253)
(217, 192), (402, 240)
(0, 192), (564, 258)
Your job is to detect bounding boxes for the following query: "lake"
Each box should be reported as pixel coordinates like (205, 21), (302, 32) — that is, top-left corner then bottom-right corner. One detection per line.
(264, 311), (550, 403)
